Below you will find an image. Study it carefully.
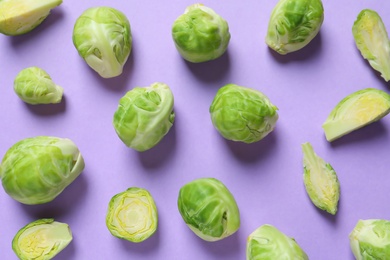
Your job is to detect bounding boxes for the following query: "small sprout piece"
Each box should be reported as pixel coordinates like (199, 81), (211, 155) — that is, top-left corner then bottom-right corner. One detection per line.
(178, 178), (240, 242)
(322, 88), (390, 142)
(12, 219), (72, 260)
(0, 136), (85, 205)
(106, 187), (158, 243)
(0, 0), (62, 36)
(209, 84), (278, 143)
(247, 225), (308, 260)
(113, 82), (175, 152)
(353, 9), (390, 82)
(14, 67), (63, 105)
(172, 4), (230, 63)
(302, 142), (339, 215)
(266, 0), (324, 54)
(350, 219), (390, 260)
(73, 7), (132, 78)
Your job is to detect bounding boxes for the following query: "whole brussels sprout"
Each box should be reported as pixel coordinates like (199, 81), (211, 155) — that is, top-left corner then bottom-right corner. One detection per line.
(210, 84), (278, 143)
(0, 136), (85, 205)
(172, 4), (230, 63)
(178, 178), (240, 242)
(73, 7), (132, 78)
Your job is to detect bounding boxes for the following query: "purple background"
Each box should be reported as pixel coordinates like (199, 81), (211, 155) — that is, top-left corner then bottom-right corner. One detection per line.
(1, 1), (390, 259)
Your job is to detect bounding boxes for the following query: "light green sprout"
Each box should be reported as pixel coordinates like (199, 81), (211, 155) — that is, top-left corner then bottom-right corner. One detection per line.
(353, 9), (390, 82)
(172, 4), (230, 63)
(247, 225), (308, 260)
(178, 178), (240, 242)
(106, 187), (158, 243)
(0, 0), (62, 36)
(73, 7), (132, 78)
(12, 219), (72, 260)
(0, 136), (85, 205)
(266, 0), (324, 54)
(209, 84), (278, 143)
(113, 82), (175, 152)
(322, 88), (390, 142)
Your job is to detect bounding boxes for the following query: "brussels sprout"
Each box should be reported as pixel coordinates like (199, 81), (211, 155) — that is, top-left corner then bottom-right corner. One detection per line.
(178, 178), (240, 242)
(0, 136), (85, 205)
(353, 9), (390, 82)
(172, 4), (230, 63)
(113, 82), (175, 152)
(209, 84), (278, 143)
(266, 0), (324, 54)
(14, 67), (63, 105)
(247, 225), (308, 260)
(322, 88), (390, 142)
(302, 142), (339, 215)
(12, 219), (72, 260)
(106, 187), (158, 243)
(0, 0), (62, 36)
(350, 219), (390, 260)
(73, 7), (132, 78)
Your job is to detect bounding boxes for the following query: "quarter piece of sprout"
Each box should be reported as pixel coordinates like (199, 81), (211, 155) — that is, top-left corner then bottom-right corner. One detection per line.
(178, 178), (240, 242)
(72, 6), (132, 78)
(302, 142), (340, 215)
(106, 187), (158, 243)
(322, 88), (390, 142)
(0, 0), (62, 36)
(172, 4), (230, 63)
(12, 219), (72, 260)
(352, 9), (390, 82)
(14, 67), (63, 105)
(113, 82), (175, 152)
(246, 224), (308, 260)
(0, 136), (85, 205)
(350, 219), (390, 260)
(266, 0), (324, 54)
(209, 83), (278, 143)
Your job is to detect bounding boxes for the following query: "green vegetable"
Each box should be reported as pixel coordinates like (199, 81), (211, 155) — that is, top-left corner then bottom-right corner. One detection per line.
(178, 178), (240, 242)
(302, 142), (340, 215)
(113, 82), (175, 152)
(0, 136), (85, 205)
(172, 4), (230, 63)
(322, 88), (390, 142)
(73, 6), (132, 78)
(266, 0), (324, 54)
(0, 0), (62, 36)
(12, 219), (72, 260)
(209, 84), (278, 143)
(353, 9), (390, 82)
(106, 187), (158, 243)
(247, 224), (308, 260)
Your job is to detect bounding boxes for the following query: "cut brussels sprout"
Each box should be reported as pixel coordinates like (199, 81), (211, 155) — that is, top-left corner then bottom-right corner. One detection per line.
(113, 82), (175, 152)
(12, 219), (72, 260)
(178, 178), (240, 242)
(172, 4), (230, 63)
(323, 88), (390, 142)
(353, 9), (390, 82)
(266, 0), (324, 54)
(14, 67), (63, 105)
(106, 187), (158, 243)
(209, 84), (278, 143)
(0, 0), (62, 36)
(73, 7), (132, 78)
(247, 225), (308, 260)
(0, 136), (85, 205)
(302, 142), (339, 215)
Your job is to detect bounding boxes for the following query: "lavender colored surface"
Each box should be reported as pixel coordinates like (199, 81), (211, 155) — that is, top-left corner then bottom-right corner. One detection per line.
(1, 1), (390, 259)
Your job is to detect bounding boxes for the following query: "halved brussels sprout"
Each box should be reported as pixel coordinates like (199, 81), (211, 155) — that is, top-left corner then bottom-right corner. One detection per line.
(178, 178), (240, 242)
(106, 187), (158, 243)
(0, 136), (85, 205)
